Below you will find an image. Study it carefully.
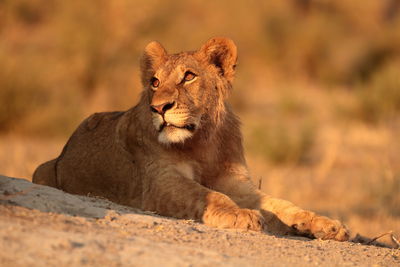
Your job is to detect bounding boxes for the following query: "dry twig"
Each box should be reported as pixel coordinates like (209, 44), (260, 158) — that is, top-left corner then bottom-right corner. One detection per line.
(367, 231), (400, 249)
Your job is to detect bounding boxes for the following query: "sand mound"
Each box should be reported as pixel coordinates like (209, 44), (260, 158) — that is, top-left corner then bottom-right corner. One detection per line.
(0, 175), (398, 266)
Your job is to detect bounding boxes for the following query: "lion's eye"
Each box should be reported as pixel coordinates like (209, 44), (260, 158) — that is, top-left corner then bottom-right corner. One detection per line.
(151, 77), (160, 88)
(183, 71), (196, 82)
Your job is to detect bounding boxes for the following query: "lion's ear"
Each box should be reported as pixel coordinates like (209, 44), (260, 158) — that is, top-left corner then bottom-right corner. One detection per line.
(198, 37), (237, 82)
(140, 41), (167, 84)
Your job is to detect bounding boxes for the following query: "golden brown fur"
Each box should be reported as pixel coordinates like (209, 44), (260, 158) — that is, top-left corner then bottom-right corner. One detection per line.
(33, 37), (349, 241)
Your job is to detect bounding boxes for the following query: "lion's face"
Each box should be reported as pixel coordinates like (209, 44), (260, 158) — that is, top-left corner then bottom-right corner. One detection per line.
(140, 37), (237, 145)
(147, 56), (206, 144)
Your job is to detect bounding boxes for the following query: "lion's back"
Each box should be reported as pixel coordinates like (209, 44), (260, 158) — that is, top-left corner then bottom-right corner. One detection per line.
(52, 111), (141, 205)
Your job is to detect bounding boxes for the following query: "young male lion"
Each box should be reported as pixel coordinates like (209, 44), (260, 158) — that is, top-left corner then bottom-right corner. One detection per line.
(33, 37), (349, 241)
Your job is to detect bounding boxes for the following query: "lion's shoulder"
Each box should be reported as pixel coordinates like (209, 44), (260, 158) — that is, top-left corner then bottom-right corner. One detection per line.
(83, 111), (125, 131)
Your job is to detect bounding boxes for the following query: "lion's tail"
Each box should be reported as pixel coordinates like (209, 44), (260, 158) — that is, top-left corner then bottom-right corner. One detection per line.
(32, 159), (58, 188)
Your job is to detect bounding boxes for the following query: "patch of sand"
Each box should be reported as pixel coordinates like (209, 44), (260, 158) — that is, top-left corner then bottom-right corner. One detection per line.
(0, 175), (399, 266)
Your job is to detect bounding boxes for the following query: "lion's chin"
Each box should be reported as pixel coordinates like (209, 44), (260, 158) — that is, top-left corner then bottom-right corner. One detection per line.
(157, 126), (194, 145)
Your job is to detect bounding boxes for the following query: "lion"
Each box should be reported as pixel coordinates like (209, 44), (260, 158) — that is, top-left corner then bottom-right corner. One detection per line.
(33, 37), (349, 241)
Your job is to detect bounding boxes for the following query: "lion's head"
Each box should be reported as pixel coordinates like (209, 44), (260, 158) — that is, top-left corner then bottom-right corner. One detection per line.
(140, 37), (237, 145)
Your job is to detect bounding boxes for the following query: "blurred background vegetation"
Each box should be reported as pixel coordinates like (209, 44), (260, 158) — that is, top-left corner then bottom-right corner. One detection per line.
(0, 0), (399, 246)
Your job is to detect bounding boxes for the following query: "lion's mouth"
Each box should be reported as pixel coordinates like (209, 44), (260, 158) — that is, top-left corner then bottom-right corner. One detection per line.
(158, 122), (196, 132)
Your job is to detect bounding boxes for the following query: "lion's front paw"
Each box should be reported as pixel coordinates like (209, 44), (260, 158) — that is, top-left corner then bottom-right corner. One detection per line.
(291, 211), (349, 241)
(204, 208), (265, 231)
(232, 209), (265, 231)
(310, 215), (349, 241)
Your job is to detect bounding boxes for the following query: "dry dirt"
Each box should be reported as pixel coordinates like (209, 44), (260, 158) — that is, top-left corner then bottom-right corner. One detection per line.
(0, 175), (399, 267)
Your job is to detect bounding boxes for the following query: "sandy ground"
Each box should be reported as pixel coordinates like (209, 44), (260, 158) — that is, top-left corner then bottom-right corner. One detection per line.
(0, 175), (399, 267)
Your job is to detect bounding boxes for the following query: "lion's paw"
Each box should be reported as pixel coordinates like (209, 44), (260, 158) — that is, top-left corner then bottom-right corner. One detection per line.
(310, 215), (349, 241)
(231, 209), (265, 231)
(291, 211), (349, 241)
(205, 208), (265, 231)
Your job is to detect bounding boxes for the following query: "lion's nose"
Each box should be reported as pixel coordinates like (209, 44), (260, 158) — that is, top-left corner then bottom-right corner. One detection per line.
(150, 101), (175, 115)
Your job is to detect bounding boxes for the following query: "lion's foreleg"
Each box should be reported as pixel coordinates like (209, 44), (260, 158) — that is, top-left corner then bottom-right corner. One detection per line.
(210, 176), (294, 235)
(259, 195), (349, 241)
(142, 174), (263, 231)
(210, 171), (349, 240)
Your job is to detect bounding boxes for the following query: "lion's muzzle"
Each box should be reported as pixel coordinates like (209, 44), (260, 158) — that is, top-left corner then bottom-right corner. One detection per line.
(150, 101), (176, 115)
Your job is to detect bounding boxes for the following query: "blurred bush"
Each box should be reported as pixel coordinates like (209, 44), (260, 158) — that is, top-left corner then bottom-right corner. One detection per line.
(0, 58), (48, 132)
(355, 64), (400, 123)
(355, 172), (400, 217)
(249, 120), (316, 165)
